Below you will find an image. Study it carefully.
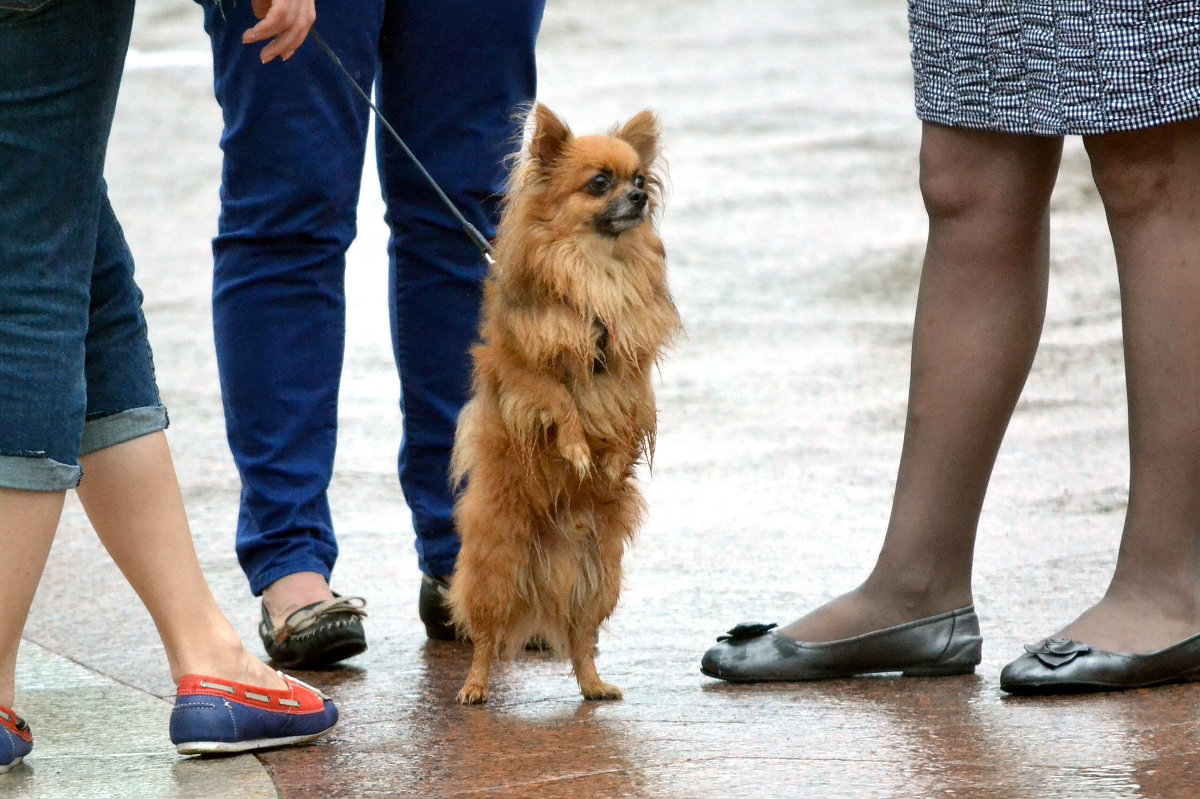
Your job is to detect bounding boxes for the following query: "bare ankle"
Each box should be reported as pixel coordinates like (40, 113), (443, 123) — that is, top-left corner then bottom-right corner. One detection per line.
(262, 571), (334, 626)
(171, 639), (285, 691)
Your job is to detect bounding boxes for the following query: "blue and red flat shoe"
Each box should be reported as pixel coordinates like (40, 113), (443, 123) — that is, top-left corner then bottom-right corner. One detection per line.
(0, 704), (32, 773)
(169, 672), (338, 755)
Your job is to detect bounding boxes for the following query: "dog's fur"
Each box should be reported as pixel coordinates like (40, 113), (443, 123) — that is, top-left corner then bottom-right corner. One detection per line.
(447, 104), (681, 704)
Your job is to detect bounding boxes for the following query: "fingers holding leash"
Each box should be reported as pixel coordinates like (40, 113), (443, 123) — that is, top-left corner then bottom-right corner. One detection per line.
(243, 0), (316, 63)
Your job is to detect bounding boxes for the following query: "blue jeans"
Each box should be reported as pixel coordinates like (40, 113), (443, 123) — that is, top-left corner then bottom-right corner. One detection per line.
(200, 0), (545, 593)
(0, 0), (167, 492)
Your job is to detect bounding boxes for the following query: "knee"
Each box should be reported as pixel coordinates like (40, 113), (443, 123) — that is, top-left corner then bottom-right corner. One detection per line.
(918, 159), (988, 224)
(918, 154), (1055, 234)
(1085, 137), (1173, 222)
(918, 150), (1039, 234)
(917, 129), (1059, 235)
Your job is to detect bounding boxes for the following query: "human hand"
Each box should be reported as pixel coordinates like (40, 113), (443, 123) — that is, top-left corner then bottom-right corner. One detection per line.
(242, 0), (316, 63)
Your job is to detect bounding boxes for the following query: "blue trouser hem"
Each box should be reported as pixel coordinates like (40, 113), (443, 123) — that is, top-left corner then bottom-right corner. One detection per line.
(80, 405), (169, 456)
(414, 519), (460, 578)
(247, 559), (334, 598)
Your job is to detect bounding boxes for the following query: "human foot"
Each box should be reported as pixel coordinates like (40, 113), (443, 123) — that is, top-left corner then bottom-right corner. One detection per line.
(170, 622), (288, 692)
(258, 596), (368, 669)
(777, 586), (973, 643)
(258, 572), (368, 668)
(262, 571), (336, 629)
(1044, 594), (1200, 655)
(999, 596), (1200, 695)
(170, 672), (337, 754)
(0, 704), (32, 772)
(701, 606), (982, 682)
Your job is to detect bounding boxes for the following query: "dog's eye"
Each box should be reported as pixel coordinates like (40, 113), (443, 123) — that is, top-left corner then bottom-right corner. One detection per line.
(633, 175), (646, 189)
(587, 173), (613, 195)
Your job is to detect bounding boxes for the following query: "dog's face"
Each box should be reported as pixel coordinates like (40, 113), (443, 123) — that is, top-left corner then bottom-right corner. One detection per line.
(527, 104), (661, 239)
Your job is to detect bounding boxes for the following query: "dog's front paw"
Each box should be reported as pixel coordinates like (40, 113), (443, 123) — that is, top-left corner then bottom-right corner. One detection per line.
(580, 680), (624, 701)
(457, 681), (489, 705)
(599, 451), (628, 484)
(558, 439), (592, 476)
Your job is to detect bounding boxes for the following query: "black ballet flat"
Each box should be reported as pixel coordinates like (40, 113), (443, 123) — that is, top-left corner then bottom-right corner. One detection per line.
(700, 606), (982, 683)
(999, 633), (1200, 695)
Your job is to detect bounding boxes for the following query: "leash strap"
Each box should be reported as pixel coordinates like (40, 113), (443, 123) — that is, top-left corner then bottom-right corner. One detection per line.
(309, 29), (496, 264)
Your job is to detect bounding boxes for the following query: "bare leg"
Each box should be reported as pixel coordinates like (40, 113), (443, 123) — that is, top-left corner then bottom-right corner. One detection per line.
(0, 489), (65, 707)
(76, 432), (285, 689)
(1055, 119), (1200, 653)
(782, 125), (1063, 642)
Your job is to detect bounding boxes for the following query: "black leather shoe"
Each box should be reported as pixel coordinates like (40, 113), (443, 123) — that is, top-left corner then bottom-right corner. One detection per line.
(259, 594), (367, 669)
(417, 574), (573, 650)
(700, 606), (982, 683)
(419, 574), (458, 641)
(999, 633), (1200, 694)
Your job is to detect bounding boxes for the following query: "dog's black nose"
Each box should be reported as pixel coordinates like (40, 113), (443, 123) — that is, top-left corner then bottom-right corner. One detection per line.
(628, 189), (647, 208)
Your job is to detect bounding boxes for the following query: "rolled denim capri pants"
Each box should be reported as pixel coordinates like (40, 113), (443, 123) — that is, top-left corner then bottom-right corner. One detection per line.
(0, 0), (167, 492)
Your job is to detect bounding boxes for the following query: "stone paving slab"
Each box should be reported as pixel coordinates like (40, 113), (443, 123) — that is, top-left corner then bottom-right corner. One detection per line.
(5, 642), (274, 799)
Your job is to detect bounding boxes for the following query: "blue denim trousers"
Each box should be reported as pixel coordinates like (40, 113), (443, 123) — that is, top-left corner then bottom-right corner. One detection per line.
(0, 0), (167, 492)
(200, 0), (545, 592)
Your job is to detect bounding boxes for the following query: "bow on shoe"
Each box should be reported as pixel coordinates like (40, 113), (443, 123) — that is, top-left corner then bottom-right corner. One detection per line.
(1024, 637), (1091, 668)
(716, 622), (778, 643)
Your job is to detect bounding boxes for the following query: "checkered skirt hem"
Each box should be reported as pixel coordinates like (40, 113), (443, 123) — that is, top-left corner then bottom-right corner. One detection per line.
(910, 0), (1200, 136)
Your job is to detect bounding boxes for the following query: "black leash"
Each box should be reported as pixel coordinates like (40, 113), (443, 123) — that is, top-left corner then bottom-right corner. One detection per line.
(309, 29), (495, 264)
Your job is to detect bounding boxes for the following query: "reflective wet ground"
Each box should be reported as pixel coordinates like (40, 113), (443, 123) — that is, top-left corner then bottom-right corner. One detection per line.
(10, 1), (1198, 797)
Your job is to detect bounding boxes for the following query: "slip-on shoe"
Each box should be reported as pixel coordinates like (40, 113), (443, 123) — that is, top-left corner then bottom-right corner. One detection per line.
(701, 605), (982, 682)
(419, 574), (458, 641)
(259, 594), (367, 669)
(0, 705), (32, 773)
(420, 574), (569, 650)
(170, 672), (338, 755)
(1000, 632), (1200, 694)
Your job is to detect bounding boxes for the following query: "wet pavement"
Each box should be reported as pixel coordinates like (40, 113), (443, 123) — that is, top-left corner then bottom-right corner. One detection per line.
(8, 0), (1200, 797)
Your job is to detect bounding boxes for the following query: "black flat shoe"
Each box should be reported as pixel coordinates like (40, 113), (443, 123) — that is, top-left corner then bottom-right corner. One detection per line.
(700, 605), (982, 683)
(259, 594), (367, 669)
(999, 633), (1200, 695)
(419, 574), (458, 641)
(418, 574), (581, 650)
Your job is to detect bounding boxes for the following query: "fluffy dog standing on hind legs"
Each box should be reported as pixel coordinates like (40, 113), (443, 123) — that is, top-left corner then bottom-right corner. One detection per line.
(448, 104), (682, 705)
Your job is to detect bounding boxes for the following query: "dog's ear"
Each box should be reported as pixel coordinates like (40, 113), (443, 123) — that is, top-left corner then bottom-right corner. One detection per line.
(615, 110), (660, 166)
(530, 104), (572, 166)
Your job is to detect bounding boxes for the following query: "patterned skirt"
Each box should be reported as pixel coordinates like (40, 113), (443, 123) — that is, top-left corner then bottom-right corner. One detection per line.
(909, 0), (1200, 136)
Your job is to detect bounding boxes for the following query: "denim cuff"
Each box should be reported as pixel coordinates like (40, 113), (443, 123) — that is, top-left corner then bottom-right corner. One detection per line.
(0, 453), (81, 491)
(80, 405), (170, 456)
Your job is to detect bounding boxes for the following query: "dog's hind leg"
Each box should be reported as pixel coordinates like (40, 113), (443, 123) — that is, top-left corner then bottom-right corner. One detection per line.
(458, 631), (499, 705)
(570, 625), (622, 700)
(569, 540), (626, 701)
(450, 480), (535, 705)
(454, 563), (518, 704)
(570, 484), (643, 700)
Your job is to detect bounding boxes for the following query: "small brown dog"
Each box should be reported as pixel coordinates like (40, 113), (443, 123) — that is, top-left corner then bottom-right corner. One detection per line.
(447, 104), (682, 705)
